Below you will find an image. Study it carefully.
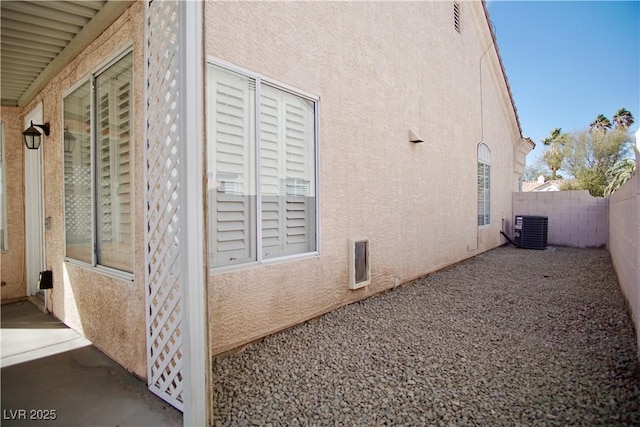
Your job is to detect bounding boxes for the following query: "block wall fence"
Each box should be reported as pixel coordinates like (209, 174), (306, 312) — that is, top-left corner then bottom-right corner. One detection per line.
(513, 138), (640, 358)
(608, 145), (640, 359)
(512, 191), (608, 248)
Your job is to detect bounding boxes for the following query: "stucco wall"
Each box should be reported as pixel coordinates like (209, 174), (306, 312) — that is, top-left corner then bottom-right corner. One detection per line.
(15, 2), (146, 377)
(204, 2), (526, 354)
(0, 107), (26, 300)
(608, 147), (640, 357)
(512, 190), (608, 248)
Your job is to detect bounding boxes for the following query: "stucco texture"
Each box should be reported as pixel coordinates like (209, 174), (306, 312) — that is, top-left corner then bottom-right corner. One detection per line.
(13, 2), (147, 377)
(204, 1), (527, 354)
(0, 107), (26, 300)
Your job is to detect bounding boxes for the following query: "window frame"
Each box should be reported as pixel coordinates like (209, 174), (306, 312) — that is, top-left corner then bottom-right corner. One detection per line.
(206, 57), (321, 274)
(62, 46), (134, 281)
(477, 142), (491, 227)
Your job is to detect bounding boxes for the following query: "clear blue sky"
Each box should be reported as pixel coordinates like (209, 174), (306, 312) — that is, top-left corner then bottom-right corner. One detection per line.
(486, 1), (640, 166)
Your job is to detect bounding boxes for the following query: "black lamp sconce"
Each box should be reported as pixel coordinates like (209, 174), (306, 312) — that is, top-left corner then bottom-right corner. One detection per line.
(64, 128), (76, 153)
(23, 121), (50, 150)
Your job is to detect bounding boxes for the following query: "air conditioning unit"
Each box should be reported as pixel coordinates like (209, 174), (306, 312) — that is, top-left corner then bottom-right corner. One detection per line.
(514, 215), (548, 249)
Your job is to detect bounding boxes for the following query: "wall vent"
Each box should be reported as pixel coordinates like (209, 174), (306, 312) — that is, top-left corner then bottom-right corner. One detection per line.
(349, 237), (370, 290)
(514, 215), (548, 249)
(454, 2), (461, 33)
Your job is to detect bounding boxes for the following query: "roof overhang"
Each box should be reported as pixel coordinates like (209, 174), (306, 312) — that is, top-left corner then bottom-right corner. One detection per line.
(1, 0), (134, 107)
(481, 0), (525, 140)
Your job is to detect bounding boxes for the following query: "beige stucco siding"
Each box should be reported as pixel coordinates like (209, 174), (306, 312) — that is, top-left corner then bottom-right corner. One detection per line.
(16, 2), (146, 377)
(0, 107), (26, 300)
(205, 1), (524, 354)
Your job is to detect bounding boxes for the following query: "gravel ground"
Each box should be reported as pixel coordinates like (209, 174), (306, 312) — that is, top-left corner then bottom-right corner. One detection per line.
(212, 246), (640, 426)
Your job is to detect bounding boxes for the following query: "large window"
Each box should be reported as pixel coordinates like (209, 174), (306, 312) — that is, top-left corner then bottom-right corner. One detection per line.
(477, 143), (491, 226)
(63, 51), (133, 274)
(207, 63), (318, 268)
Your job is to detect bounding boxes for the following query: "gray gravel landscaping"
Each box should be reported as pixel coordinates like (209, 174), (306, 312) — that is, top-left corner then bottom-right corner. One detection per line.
(212, 246), (640, 426)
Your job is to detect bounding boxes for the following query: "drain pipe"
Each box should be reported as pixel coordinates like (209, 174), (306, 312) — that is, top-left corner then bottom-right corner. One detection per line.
(500, 230), (522, 248)
(501, 218), (522, 248)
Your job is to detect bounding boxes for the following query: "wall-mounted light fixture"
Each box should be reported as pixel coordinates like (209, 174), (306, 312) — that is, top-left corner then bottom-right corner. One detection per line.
(64, 128), (76, 153)
(22, 121), (50, 150)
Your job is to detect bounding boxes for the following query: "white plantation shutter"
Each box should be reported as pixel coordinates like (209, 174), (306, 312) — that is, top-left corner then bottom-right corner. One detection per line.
(95, 53), (133, 272)
(259, 90), (282, 256)
(208, 66), (256, 267)
(260, 84), (315, 259)
(283, 96), (315, 254)
(98, 90), (113, 244)
(115, 77), (132, 254)
(207, 63), (317, 268)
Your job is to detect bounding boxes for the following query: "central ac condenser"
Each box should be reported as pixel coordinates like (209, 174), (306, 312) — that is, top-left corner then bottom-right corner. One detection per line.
(514, 215), (548, 249)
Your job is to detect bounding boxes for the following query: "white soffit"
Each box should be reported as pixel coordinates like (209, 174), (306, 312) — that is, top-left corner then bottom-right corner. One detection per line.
(1, 0), (134, 107)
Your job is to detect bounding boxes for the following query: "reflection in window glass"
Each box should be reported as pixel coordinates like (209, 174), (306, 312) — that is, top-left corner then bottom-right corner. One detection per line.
(63, 81), (92, 263)
(63, 52), (133, 273)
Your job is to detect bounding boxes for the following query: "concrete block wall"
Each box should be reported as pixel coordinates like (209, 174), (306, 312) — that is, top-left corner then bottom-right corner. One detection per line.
(512, 190), (608, 248)
(608, 147), (640, 358)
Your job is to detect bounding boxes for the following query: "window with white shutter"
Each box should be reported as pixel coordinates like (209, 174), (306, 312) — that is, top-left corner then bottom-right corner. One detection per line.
(96, 53), (133, 271)
(208, 65), (257, 267)
(207, 62), (318, 269)
(63, 50), (133, 274)
(260, 84), (315, 259)
(477, 143), (491, 226)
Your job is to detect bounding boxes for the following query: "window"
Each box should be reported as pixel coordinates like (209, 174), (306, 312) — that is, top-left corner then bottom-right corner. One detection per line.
(477, 143), (490, 226)
(207, 63), (318, 268)
(63, 50), (133, 274)
(0, 123), (6, 250)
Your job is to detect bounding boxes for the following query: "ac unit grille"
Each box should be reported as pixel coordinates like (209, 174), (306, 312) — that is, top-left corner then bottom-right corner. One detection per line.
(514, 215), (548, 249)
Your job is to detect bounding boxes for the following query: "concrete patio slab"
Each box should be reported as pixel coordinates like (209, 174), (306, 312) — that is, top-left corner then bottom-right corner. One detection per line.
(1, 301), (182, 427)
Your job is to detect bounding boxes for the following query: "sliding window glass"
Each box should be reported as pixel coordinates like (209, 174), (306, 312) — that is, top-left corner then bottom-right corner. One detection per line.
(95, 55), (133, 271)
(63, 51), (133, 273)
(63, 81), (92, 263)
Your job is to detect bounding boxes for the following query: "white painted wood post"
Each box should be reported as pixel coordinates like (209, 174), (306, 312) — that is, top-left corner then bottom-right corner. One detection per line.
(179, 1), (210, 426)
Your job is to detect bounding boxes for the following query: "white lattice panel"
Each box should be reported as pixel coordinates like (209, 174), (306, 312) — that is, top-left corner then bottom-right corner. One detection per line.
(145, 0), (184, 411)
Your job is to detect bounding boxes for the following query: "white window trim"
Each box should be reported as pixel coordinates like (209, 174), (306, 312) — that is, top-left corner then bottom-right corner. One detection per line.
(206, 57), (321, 273)
(61, 45), (135, 282)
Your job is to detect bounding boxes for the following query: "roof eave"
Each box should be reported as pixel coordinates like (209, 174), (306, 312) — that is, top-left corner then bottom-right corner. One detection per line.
(481, 0), (524, 139)
(16, 0), (135, 107)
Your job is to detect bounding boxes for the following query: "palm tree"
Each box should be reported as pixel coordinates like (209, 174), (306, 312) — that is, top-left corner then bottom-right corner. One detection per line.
(604, 158), (636, 196)
(613, 108), (634, 130)
(541, 128), (567, 180)
(590, 114), (612, 133)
